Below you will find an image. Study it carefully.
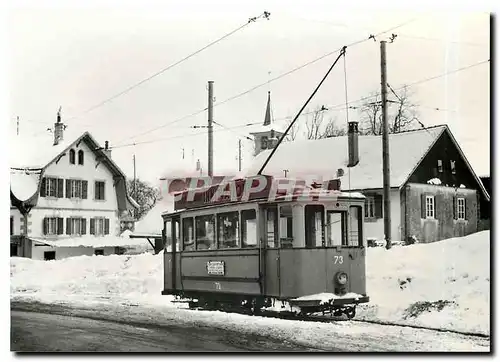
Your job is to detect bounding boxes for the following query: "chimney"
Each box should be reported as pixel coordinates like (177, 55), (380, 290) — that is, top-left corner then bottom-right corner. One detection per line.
(104, 141), (112, 158)
(53, 107), (64, 146)
(347, 121), (359, 167)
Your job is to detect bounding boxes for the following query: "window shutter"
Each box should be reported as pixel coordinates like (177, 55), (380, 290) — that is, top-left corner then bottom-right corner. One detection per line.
(40, 178), (46, 197)
(66, 179), (71, 198)
(81, 218), (87, 235)
(433, 195), (437, 219)
(464, 198), (467, 220)
(43, 218), (48, 235)
(104, 218), (110, 235)
(94, 181), (98, 200)
(421, 194), (426, 218)
(82, 181), (88, 199)
(102, 183), (105, 200)
(90, 218), (95, 235)
(374, 195), (383, 219)
(66, 218), (71, 235)
(453, 196), (457, 220)
(57, 179), (64, 198)
(57, 218), (64, 235)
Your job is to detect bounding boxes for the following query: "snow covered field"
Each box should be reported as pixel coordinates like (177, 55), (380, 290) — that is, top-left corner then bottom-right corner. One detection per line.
(11, 231), (490, 337)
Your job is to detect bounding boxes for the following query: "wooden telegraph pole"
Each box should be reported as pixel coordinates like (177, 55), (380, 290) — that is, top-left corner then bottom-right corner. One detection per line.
(380, 40), (392, 250)
(208, 81), (214, 177)
(238, 139), (242, 172)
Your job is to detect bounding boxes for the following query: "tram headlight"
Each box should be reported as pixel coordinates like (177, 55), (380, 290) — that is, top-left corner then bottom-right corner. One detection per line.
(335, 272), (348, 285)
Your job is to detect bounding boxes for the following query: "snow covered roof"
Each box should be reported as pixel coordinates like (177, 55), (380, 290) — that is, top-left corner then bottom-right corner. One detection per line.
(10, 169), (42, 202)
(30, 235), (150, 248)
(10, 129), (83, 169)
(244, 126), (447, 190)
(9, 131), (128, 180)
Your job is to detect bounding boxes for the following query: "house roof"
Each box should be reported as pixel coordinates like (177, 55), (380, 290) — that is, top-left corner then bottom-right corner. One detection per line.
(10, 130), (128, 182)
(244, 125), (487, 194)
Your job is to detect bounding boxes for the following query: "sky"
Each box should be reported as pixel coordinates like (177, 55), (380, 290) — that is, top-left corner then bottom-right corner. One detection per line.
(7, 1), (491, 184)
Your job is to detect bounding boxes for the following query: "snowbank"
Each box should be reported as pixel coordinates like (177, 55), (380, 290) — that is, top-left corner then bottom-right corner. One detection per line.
(10, 232), (490, 335)
(361, 231), (490, 334)
(11, 252), (164, 298)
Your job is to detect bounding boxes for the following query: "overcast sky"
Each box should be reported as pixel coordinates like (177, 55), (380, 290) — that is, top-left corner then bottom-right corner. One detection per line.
(8, 1), (490, 184)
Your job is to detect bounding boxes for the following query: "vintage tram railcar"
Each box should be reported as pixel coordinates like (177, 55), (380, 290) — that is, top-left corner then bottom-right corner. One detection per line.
(161, 175), (369, 317)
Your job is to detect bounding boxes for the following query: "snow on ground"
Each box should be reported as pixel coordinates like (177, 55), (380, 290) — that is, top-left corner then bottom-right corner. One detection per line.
(360, 230), (490, 335)
(11, 231), (490, 336)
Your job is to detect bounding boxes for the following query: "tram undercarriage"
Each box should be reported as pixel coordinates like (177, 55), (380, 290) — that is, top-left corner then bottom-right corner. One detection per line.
(162, 290), (368, 319)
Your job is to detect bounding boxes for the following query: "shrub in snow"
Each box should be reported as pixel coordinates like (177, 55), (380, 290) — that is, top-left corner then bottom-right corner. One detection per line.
(405, 235), (419, 246)
(403, 300), (457, 319)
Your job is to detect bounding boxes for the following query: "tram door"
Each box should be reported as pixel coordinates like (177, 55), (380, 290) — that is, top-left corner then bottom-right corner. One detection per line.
(165, 216), (181, 292)
(261, 205), (280, 297)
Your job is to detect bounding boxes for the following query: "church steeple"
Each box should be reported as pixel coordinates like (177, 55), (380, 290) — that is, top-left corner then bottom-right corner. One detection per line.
(263, 91), (272, 126)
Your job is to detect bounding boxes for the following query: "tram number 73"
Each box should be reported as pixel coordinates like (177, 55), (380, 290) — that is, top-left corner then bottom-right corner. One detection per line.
(334, 256), (344, 264)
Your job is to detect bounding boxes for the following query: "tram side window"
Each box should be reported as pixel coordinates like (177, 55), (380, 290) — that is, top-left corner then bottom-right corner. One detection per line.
(348, 206), (363, 246)
(279, 205), (294, 248)
(266, 207), (279, 248)
(182, 218), (195, 251)
(196, 215), (216, 250)
(326, 211), (346, 246)
(217, 212), (240, 249)
(241, 209), (257, 248)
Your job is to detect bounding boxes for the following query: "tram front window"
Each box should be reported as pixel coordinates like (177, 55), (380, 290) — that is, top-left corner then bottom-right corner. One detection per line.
(305, 205), (325, 248)
(326, 211), (346, 246)
(348, 206), (363, 246)
(217, 212), (240, 249)
(196, 215), (216, 250)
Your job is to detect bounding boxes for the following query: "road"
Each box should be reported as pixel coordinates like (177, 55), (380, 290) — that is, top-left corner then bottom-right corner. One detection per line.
(10, 299), (490, 352)
(11, 310), (320, 352)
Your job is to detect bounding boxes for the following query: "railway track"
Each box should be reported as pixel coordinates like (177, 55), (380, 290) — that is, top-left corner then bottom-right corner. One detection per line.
(173, 301), (490, 339)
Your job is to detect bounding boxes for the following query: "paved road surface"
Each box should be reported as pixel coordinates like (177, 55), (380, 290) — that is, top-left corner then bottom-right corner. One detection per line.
(11, 310), (319, 352)
(11, 299), (490, 352)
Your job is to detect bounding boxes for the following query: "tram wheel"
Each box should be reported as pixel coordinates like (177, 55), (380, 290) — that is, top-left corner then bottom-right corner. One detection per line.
(345, 308), (356, 319)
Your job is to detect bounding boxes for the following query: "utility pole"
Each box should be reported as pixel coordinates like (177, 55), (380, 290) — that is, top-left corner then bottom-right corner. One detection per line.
(238, 139), (242, 172)
(208, 81), (214, 177)
(16, 116), (19, 136)
(133, 154), (137, 219)
(380, 40), (392, 250)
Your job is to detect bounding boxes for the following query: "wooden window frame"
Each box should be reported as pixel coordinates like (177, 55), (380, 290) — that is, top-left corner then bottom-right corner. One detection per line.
(457, 197), (466, 220)
(425, 195), (435, 219)
(94, 180), (106, 201)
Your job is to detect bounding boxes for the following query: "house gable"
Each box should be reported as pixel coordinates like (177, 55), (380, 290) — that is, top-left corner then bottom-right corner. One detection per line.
(10, 132), (137, 216)
(405, 127), (489, 202)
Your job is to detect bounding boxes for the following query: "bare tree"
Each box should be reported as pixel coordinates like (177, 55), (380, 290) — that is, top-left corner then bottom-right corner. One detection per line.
(358, 85), (420, 135)
(126, 178), (161, 220)
(284, 105), (346, 141)
(284, 118), (299, 141)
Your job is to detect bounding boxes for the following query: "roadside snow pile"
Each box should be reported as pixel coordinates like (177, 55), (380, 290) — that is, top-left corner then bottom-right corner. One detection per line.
(10, 231), (490, 335)
(359, 230), (490, 335)
(11, 252), (164, 299)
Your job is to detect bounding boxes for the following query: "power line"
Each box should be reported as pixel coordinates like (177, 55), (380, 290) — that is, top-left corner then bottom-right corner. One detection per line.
(66, 11), (271, 125)
(114, 17), (418, 146)
(111, 121), (260, 150)
(274, 58), (490, 121)
(107, 57), (488, 151)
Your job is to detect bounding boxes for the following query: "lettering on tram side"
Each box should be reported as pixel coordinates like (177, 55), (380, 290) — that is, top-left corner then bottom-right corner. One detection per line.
(206, 261), (225, 276)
